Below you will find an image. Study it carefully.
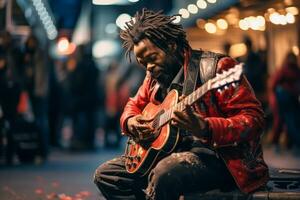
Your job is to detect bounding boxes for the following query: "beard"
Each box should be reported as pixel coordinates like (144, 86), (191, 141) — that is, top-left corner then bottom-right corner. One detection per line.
(155, 55), (181, 88)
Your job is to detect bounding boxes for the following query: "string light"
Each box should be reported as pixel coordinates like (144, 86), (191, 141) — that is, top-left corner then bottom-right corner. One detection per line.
(216, 19), (228, 30)
(179, 8), (190, 19)
(187, 4), (199, 14)
(196, 0), (207, 9)
(204, 22), (217, 34)
(31, 0), (57, 40)
(207, 0), (217, 3)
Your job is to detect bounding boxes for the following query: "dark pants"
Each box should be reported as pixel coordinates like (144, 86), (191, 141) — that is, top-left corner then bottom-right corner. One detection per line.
(94, 150), (235, 200)
(276, 86), (300, 146)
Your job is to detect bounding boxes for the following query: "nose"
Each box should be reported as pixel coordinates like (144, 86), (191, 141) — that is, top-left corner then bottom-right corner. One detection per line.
(146, 63), (155, 72)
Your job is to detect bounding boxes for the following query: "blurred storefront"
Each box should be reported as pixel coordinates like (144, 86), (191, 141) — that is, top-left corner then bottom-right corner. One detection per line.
(180, 0), (299, 73)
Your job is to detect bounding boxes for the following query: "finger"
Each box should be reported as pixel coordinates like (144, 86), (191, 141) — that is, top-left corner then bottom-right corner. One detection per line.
(171, 118), (190, 130)
(172, 115), (189, 127)
(185, 105), (204, 123)
(173, 110), (189, 123)
(136, 124), (154, 131)
(131, 126), (140, 139)
(185, 105), (198, 122)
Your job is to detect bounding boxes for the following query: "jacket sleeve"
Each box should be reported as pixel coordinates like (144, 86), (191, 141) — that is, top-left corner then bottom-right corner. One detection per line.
(206, 57), (265, 147)
(120, 74), (153, 135)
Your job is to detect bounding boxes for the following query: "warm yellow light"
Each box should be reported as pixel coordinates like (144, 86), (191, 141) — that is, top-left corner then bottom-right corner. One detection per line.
(258, 25), (266, 31)
(267, 8), (276, 13)
(57, 37), (76, 55)
(286, 12), (295, 24)
(196, 0), (207, 9)
(57, 37), (69, 52)
(179, 8), (190, 18)
(204, 22), (217, 34)
(239, 19), (249, 30)
(116, 13), (131, 30)
(226, 13), (238, 25)
(173, 16), (181, 24)
(216, 19), (228, 30)
(229, 43), (247, 58)
(207, 0), (217, 3)
(279, 14), (287, 25)
(286, 6), (299, 15)
(270, 12), (281, 25)
(196, 19), (206, 29)
(292, 46), (299, 56)
(284, 0), (293, 6)
(256, 16), (265, 27)
(187, 4), (198, 14)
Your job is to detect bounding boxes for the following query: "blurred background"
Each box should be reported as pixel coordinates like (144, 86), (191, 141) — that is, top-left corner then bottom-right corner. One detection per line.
(0, 0), (299, 199)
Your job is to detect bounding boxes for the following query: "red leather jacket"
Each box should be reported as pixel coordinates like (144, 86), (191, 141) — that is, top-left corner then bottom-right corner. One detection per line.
(120, 54), (269, 193)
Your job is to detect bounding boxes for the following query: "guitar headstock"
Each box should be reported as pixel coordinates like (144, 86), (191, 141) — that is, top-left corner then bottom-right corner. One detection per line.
(210, 63), (243, 90)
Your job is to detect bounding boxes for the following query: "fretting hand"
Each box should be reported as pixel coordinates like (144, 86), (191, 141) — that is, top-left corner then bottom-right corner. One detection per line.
(172, 102), (209, 139)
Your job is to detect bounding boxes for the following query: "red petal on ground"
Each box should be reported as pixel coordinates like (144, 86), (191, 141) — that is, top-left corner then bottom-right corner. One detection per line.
(35, 188), (44, 195)
(46, 192), (58, 199)
(58, 193), (73, 200)
(79, 191), (91, 197)
(75, 193), (82, 198)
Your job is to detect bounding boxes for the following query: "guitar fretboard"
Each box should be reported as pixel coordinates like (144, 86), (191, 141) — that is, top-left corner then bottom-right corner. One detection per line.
(156, 80), (211, 128)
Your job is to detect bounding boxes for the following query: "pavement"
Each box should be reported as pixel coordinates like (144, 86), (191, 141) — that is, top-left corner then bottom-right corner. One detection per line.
(0, 148), (124, 200)
(0, 142), (299, 200)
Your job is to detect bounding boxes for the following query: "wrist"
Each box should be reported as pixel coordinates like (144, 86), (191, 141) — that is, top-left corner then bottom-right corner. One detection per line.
(126, 117), (135, 135)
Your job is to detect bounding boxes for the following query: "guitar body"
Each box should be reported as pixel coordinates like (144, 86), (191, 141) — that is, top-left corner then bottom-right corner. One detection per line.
(125, 89), (180, 176)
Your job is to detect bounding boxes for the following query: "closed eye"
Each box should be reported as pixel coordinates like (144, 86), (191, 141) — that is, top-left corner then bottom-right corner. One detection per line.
(137, 53), (158, 68)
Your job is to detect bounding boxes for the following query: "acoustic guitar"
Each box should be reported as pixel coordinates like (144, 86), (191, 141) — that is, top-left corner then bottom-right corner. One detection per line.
(124, 64), (243, 176)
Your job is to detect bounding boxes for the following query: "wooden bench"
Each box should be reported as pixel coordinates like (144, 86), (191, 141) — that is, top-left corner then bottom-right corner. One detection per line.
(181, 168), (300, 200)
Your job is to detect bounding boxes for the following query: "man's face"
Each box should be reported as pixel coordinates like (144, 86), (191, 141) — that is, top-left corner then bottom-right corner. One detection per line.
(133, 38), (179, 85)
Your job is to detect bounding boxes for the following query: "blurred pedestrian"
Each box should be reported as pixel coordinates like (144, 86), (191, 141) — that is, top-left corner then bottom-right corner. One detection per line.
(64, 45), (99, 151)
(268, 51), (300, 149)
(22, 33), (49, 159)
(238, 36), (267, 100)
(0, 44), (22, 164)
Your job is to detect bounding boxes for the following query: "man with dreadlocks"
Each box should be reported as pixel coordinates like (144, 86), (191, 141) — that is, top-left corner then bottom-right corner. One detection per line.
(94, 9), (269, 200)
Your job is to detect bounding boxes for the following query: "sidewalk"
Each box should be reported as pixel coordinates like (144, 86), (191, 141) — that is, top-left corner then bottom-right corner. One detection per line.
(0, 145), (299, 200)
(0, 148), (124, 200)
(263, 146), (300, 169)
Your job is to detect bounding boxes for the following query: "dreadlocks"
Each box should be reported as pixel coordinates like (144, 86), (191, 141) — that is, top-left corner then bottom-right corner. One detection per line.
(120, 8), (190, 61)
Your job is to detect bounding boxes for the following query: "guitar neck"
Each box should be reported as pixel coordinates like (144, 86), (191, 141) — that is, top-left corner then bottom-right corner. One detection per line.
(158, 80), (211, 127)
(152, 63), (243, 129)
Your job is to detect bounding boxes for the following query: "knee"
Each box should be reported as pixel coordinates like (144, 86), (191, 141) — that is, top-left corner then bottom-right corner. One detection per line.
(145, 164), (179, 200)
(148, 161), (177, 190)
(93, 163), (106, 185)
